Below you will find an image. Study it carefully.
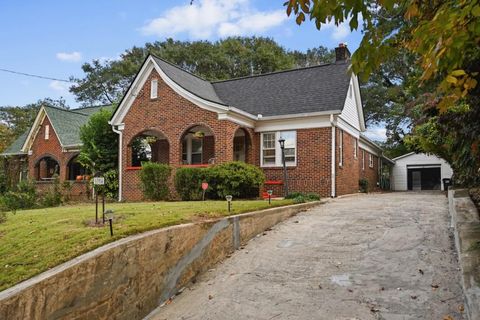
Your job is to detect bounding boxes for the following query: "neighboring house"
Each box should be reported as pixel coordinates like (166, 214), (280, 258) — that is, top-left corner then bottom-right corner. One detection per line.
(391, 152), (453, 191)
(109, 44), (388, 201)
(0, 105), (109, 199)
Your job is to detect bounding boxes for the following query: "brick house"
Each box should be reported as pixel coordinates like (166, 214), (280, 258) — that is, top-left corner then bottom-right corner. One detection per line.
(1, 105), (109, 199)
(109, 44), (387, 201)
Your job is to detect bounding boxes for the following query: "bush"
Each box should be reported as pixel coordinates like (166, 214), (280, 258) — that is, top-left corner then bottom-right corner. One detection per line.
(0, 179), (37, 213)
(92, 169), (119, 200)
(139, 162), (171, 200)
(359, 178), (369, 193)
(0, 211), (6, 224)
(286, 192), (320, 203)
(174, 167), (210, 200)
(41, 175), (63, 207)
(208, 162), (265, 199)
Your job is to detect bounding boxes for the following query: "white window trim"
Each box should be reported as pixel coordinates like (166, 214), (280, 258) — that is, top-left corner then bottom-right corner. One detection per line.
(260, 131), (297, 167)
(45, 125), (49, 140)
(338, 129), (343, 167)
(182, 134), (203, 165)
(362, 149), (365, 171)
(369, 153), (374, 168)
(150, 79), (158, 99)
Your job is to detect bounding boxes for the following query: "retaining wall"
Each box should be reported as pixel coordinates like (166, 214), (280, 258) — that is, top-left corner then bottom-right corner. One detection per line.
(0, 202), (319, 320)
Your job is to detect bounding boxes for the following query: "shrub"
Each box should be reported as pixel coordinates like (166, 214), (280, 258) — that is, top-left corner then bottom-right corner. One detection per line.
(41, 175), (63, 207)
(0, 179), (37, 213)
(92, 169), (119, 200)
(286, 192), (320, 203)
(208, 162), (265, 199)
(174, 167), (210, 200)
(139, 162), (172, 200)
(359, 178), (369, 193)
(0, 211), (6, 224)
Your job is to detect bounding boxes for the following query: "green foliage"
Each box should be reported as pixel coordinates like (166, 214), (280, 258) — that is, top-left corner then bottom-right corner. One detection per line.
(286, 192), (321, 203)
(71, 37), (334, 105)
(78, 108), (118, 174)
(359, 179), (369, 193)
(41, 175), (63, 207)
(174, 167), (210, 201)
(0, 179), (37, 213)
(93, 169), (119, 199)
(139, 163), (171, 201)
(208, 162), (265, 199)
(0, 211), (6, 224)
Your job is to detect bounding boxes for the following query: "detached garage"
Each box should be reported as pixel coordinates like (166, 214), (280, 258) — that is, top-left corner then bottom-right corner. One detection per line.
(391, 152), (453, 191)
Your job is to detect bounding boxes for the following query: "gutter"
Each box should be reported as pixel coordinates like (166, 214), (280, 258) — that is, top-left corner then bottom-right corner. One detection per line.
(330, 114), (336, 198)
(110, 123), (124, 202)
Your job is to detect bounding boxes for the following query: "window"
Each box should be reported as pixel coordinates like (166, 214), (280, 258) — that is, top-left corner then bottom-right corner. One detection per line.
(45, 125), (49, 140)
(150, 79), (158, 99)
(182, 134), (203, 165)
(261, 131), (296, 166)
(354, 139), (358, 159)
(369, 154), (374, 168)
(338, 129), (343, 167)
(362, 150), (365, 171)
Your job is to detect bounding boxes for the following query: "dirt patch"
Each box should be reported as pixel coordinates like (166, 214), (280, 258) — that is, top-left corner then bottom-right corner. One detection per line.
(469, 188), (480, 211)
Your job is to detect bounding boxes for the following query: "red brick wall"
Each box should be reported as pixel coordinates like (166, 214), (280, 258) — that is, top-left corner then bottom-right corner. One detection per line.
(359, 148), (380, 192)
(335, 129), (360, 196)
(258, 128), (332, 198)
(27, 116), (88, 199)
(121, 69), (254, 201)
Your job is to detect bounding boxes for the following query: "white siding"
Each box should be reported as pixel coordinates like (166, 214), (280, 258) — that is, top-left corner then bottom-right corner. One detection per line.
(338, 78), (360, 130)
(391, 153), (453, 191)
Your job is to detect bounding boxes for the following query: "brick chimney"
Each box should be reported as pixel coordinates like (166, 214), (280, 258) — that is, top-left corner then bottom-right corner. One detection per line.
(335, 43), (351, 63)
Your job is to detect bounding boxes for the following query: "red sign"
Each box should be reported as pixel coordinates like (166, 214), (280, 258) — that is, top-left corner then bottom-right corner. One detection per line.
(201, 182), (209, 190)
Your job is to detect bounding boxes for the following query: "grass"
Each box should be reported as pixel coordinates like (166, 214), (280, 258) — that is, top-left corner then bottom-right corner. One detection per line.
(0, 199), (293, 292)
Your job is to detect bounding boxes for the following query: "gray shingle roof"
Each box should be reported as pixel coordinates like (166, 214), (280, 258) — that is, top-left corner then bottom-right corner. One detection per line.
(152, 57), (225, 105)
(1, 131), (28, 155)
(212, 63), (351, 117)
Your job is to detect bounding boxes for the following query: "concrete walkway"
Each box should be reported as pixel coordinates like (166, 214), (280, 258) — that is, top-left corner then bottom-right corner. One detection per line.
(148, 192), (465, 320)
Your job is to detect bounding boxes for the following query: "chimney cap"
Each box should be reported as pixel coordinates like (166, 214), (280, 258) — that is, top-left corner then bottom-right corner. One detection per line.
(338, 42), (348, 47)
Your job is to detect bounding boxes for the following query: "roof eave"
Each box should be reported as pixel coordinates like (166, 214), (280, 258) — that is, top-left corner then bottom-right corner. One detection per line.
(258, 110), (342, 121)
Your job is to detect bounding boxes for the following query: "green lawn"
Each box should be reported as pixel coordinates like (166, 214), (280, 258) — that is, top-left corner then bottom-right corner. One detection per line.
(0, 199), (292, 291)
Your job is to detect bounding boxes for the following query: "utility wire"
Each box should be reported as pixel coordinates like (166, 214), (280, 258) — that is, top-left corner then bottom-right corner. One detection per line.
(0, 68), (73, 83)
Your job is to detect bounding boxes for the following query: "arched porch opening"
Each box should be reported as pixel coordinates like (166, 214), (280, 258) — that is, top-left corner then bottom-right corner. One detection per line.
(130, 130), (170, 167)
(180, 125), (215, 165)
(34, 155), (60, 181)
(66, 154), (89, 181)
(233, 128), (252, 163)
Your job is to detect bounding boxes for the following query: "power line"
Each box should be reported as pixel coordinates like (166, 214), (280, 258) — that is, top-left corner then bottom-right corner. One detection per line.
(0, 68), (73, 83)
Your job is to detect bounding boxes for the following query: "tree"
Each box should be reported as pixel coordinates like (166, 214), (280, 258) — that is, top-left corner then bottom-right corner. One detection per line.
(78, 108), (118, 174)
(70, 37), (335, 105)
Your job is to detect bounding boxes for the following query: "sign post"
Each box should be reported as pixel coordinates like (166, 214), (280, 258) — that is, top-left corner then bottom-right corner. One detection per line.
(93, 176), (105, 224)
(201, 182), (209, 201)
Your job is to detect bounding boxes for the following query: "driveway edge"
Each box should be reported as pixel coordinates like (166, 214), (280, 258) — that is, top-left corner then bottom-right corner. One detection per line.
(448, 189), (480, 320)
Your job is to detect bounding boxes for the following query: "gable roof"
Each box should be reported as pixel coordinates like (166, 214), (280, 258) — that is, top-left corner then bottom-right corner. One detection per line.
(212, 63), (351, 117)
(1, 105), (111, 156)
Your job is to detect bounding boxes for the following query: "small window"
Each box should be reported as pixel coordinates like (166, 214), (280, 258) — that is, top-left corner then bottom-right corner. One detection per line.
(150, 79), (158, 99)
(362, 150), (365, 171)
(338, 129), (343, 167)
(354, 139), (358, 159)
(45, 125), (50, 140)
(261, 131), (296, 166)
(369, 154), (374, 168)
(262, 132), (276, 165)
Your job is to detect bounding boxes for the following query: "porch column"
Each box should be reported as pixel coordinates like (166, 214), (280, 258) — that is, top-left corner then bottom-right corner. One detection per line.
(214, 124), (238, 163)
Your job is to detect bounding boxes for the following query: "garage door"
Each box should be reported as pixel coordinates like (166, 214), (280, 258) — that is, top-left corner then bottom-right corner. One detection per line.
(407, 166), (441, 190)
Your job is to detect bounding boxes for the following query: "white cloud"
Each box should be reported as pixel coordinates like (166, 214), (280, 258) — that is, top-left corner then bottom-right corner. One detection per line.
(364, 126), (387, 142)
(140, 0), (286, 39)
(49, 80), (70, 93)
(56, 51), (82, 62)
(331, 24), (350, 40)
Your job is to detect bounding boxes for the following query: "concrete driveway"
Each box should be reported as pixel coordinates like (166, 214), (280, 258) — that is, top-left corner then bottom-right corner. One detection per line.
(147, 192), (465, 320)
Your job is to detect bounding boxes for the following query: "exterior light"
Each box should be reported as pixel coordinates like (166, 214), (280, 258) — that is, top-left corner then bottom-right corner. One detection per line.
(105, 210), (114, 236)
(225, 195), (233, 212)
(267, 190), (273, 204)
(278, 138), (289, 197)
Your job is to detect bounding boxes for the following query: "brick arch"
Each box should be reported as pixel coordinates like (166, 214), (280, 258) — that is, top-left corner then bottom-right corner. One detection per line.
(33, 153), (60, 166)
(179, 123), (216, 165)
(127, 128), (171, 166)
(232, 127), (255, 164)
(33, 153), (61, 181)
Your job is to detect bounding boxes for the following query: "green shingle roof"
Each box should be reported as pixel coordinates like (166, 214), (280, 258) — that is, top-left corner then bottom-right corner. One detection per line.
(1, 105), (111, 156)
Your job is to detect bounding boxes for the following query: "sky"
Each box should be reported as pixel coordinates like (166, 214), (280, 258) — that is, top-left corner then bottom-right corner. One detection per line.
(0, 0), (384, 140)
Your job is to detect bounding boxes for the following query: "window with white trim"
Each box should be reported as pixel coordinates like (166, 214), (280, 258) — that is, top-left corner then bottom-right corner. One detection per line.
(369, 154), (374, 168)
(150, 79), (158, 99)
(338, 129), (343, 167)
(261, 131), (296, 167)
(45, 125), (50, 140)
(354, 138), (358, 159)
(362, 150), (365, 170)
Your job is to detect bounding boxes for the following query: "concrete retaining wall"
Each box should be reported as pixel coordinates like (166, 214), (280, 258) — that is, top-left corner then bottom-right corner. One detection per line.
(0, 201), (319, 320)
(448, 189), (480, 320)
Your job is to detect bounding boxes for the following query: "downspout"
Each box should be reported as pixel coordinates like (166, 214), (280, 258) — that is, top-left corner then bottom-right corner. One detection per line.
(111, 124), (124, 202)
(330, 114), (336, 197)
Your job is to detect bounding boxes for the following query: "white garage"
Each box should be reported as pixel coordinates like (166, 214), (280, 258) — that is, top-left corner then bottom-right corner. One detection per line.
(391, 152), (453, 191)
